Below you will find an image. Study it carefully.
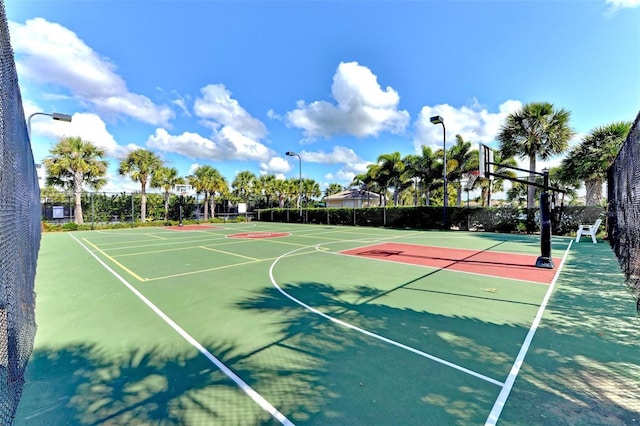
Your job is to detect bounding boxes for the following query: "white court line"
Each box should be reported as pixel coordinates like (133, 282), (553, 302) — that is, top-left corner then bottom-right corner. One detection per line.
(269, 243), (504, 387)
(484, 240), (573, 426)
(68, 233), (294, 426)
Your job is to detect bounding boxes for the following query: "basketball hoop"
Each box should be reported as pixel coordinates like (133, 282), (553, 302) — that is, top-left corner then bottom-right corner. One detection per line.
(464, 171), (480, 191)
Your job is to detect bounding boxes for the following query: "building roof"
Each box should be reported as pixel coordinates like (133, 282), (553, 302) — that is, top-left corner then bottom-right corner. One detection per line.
(326, 189), (379, 200)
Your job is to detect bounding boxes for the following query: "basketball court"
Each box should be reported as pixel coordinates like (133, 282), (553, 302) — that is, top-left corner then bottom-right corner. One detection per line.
(20, 222), (637, 425)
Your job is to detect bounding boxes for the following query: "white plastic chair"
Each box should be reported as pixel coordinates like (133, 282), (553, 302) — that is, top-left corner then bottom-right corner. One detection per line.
(575, 218), (602, 244)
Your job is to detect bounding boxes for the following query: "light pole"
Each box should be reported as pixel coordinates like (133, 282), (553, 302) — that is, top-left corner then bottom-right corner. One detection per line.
(430, 115), (447, 229)
(27, 112), (72, 138)
(286, 151), (302, 219)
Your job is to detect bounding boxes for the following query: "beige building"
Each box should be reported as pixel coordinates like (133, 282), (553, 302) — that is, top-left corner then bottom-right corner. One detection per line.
(326, 189), (381, 208)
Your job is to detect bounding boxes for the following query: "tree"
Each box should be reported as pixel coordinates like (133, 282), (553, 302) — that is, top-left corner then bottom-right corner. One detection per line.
(497, 102), (574, 208)
(301, 178), (321, 207)
(373, 152), (411, 206)
(119, 148), (163, 221)
(351, 168), (381, 207)
(44, 136), (108, 224)
(325, 183), (344, 196)
(274, 178), (290, 208)
(447, 135), (476, 206)
(403, 146), (440, 206)
(284, 178), (300, 208)
(257, 174), (277, 208)
(548, 166), (579, 207)
(150, 166), (185, 221)
(232, 171), (257, 207)
(188, 165), (227, 220)
(559, 121), (631, 205)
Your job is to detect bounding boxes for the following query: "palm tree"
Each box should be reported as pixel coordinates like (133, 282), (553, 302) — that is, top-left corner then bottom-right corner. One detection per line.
(44, 136), (108, 224)
(150, 166), (185, 221)
(548, 166), (579, 207)
(559, 121), (631, 205)
(301, 178), (321, 207)
(447, 135), (476, 206)
(119, 149), (163, 221)
(404, 145), (440, 206)
(232, 171), (257, 207)
(325, 183), (344, 196)
(257, 174), (277, 208)
(351, 169), (380, 207)
(497, 102), (574, 208)
(373, 152), (410, 206)
(284, 178), (300, 208)
(274, 178), (289, 208)
(189, 165), (227, 220)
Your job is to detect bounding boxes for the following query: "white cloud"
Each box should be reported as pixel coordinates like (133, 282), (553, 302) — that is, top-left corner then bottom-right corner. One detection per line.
(606, 0), (640, 12)
(99, 171), (141, 193)
(10, 18), (173, 126)
(62, 113), (124, 157)
(300, 146), (360, 164)
(27, 110), (125, 158)
(147, 128), (221, 159)
(149, 84), (273, 162)
(259, 156), (290, 175)
(194, 84), (267, 140)
(286, 61), (410, 139)
(413, 99), (523, 153)
(147, 127), (272, 162)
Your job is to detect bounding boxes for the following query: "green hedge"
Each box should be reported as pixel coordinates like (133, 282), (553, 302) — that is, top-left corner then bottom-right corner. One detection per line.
(257, 205), (606, 236)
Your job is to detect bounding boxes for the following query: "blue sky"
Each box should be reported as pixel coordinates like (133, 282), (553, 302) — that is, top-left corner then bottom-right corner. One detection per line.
(6, 0), (640, 194)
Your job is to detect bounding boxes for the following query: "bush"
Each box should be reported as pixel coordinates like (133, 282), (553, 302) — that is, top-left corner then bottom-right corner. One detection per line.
(61, 222), (78, 231)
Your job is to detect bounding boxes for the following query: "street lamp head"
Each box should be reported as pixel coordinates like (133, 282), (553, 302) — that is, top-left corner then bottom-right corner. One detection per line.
(430, 115), (443, 125)
(27, 111), (73, 138)
(286, 151), (298, 157)
(52, 112), (72, 122)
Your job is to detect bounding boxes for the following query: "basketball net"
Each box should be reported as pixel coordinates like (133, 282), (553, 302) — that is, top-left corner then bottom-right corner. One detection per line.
(464, 171), (480, 191)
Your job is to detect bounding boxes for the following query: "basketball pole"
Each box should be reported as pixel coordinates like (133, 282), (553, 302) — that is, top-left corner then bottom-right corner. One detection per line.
(480, 144), (561, 269)
(179, 194), (185, 227)
(535, 169), (554, 269)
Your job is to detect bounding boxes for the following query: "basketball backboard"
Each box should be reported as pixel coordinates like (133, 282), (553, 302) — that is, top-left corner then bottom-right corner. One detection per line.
(478, 144), (494, 179)
(173, 184), (192, 194)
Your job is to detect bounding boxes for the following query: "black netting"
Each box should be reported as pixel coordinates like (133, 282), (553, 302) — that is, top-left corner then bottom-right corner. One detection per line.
(0, 1), (39, 422)
(607, 110), (640, 301)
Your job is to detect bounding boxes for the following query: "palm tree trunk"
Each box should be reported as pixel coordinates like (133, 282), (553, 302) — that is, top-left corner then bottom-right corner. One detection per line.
(74, 173), (84, 224)
(209, 193), (215, 219)
(141, 189), (147, 221)
(528, 155), (536, 209)
(203, 194), (209, 220)
(585, 179), (603, 206)
(164, 191), (170, 221)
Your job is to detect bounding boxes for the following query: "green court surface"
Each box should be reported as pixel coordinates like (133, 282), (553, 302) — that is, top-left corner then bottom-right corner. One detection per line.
(15, 223), (640, 425)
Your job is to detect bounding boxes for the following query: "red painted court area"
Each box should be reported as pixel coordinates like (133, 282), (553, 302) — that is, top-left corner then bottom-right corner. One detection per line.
(227, 232), (290, 239)
(341, 243), (560, 284)
(166, 224), (221, 231)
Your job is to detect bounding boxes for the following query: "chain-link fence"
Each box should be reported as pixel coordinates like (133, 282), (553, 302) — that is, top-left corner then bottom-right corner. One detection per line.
(608, 110), (640, 303)
(41, 192), (255, 228)
(0, 2), (39, 422)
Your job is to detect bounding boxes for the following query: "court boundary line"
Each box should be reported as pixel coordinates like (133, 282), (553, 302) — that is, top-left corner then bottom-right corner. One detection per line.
(68, 233), (294, 426)
(484, 239), (573, 426)
(269, 242), (505, 387)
